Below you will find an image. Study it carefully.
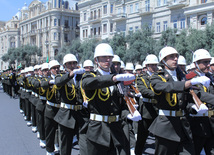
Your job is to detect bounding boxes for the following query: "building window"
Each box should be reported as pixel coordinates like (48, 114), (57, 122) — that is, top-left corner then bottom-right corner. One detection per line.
(135, 26), (139, 30)
(163, 21), (167, 31)
(187, 17), (190, 28)
(130, 4), (133, 13)
(86, 29), (88, 37)
(58, 19), (60, 26)
(180, 19), (185, 29)
(83, 30), (85, 38)
(90, 28), (93, 36)
(157, 0), (161, 7)
(163, 0), (167, 5)
(84, 13), (86, 21)
(58, 33), (60, 40)
(135, 3), (139, 12)
(94, 28), (96, 35)
(54, 49), (58, 56)
(54, 0), (57, 8)
(103, 5), (107, 14)
(103, 24), (107, 33)
(156, 22), (160, 33)
(98, 9), (101, 17)
(201, 0), (207, 3)
(91, 11), (93, 19)
(201, 17), (207, 25)
(94, 10), (96, 19)
(59, 0), (61, 8)
(173, 20), (177, 28)
(110, 23), (113, 32)
(54, 32), (57, 40)
(54, 19), (57, 26)
(98, 27), (101, 35)
(123, 6), (126, 13)
(65, 20), (69, 28)
(64, 33), (68, 42)
(110, 4), (113, 13)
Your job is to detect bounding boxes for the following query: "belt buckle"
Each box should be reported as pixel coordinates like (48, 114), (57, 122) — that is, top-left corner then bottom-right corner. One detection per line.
(151, 99), (157, 104)
(108, 116), (116, 123)
(176, 110), (183, 117)
(74, 105), (78, 111)
(208, 110), (214, 117)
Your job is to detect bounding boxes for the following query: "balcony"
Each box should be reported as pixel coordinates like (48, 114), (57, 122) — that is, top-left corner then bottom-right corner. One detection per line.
(88, 17), (101, 24)
(112, 13), (127, 22)
(167, 0), (188, 9)
(30, 30), (36, 36)
(138, 7), (154, 16)
(63, 26), (70, 32)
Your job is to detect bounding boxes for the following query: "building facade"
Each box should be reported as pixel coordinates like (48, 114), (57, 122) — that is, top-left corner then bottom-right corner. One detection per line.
(78, 0), (214, 41)
(0, 0), (80, 70)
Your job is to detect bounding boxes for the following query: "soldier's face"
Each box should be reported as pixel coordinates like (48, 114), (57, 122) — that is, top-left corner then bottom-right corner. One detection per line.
(210, 65), (214, 73)
(112, 62), (121, 73)
(164, 54), (178, 70)
(65, 61), (77, 71)
(147, 64), (158, 73)
(178, 65), (186, 72)
(50, 66), (59, 75)
(196, 59), (211, 73)
(95, 56), (113, 71)
(84, 66), (94, 72)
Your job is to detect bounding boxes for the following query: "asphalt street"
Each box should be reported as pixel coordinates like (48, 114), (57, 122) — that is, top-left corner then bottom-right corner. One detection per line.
(0, 85), (155, 155)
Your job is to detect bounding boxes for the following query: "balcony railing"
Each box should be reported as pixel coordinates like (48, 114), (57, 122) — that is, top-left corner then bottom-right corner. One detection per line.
(88, 17), (101, 24)
(112, 13), (127, 21)
(138, 7), (154, 16)
(167, 0), (188, 9)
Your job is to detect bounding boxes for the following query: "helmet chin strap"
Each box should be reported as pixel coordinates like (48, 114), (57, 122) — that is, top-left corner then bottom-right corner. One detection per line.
(162, 60), (175, 71)
(195, 62), (203, 73)
(96, 58), (110, 72)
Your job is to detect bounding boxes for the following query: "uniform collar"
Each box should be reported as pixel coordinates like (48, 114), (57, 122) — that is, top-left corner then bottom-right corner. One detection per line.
(97, 68), (110, 75)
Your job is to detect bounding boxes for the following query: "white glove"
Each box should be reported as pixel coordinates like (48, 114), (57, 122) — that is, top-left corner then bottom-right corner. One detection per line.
(115, 74), (135, 81)
(191, 76), (210, 88)
(135, 93), (142, 97)
(133, 104), (139, 109)
(73, 68), (85, 74)
(49, 79), (55, 85)
(25, 73), (31, 77)
(127, 110), (142, 121)
(83, 101), (88, 108)
(191, 104), (199, 112)
(197, 104), (208, 114)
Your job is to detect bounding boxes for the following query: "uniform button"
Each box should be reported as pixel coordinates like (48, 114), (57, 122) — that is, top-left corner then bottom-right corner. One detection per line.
(111, 113), (113, 115)
(111, 103), (113, 106)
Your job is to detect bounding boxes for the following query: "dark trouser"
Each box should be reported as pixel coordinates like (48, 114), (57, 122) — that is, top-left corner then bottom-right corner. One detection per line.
(59, 124), (76, 155)
(31, 104), (37, 126)
(37, 110), (46, 140)
(155, 136), (195, 155)
(193, 134), (214, 155)
(20, 98), (24, 111)
(79, 132), (88, 155)
(45, 116), (58, 153)
(25, 98), (31, 121)
(87, 138), (127, 155)
(135, 118), (154, 155)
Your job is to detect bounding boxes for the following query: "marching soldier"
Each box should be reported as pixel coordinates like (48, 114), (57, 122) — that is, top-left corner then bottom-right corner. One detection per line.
(149, 46), (210, 155)
(186, 49), (214, 155)
(35, 63), (49, 148)
(54, 54), (88, 155)
(41, 60), (60, 155)
(83, 59), (94, 72)
(135, 54), (158, 155)
(81, 43), (141, 155)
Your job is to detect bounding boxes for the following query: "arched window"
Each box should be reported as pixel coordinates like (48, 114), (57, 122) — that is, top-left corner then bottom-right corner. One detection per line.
(54, 49), (58, 56)
(201, 17), (207, 25)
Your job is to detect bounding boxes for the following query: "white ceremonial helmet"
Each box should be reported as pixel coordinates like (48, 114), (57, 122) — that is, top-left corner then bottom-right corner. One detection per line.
(145, 54), (159, 65)
(135, 64), (143, 70)
(159, 46), (178, 62)
(49, 60), (60, 69)
(83, 60), (94, 67)
(41, 63), (49, 70)
(193, 49), (211, 62)
(112, 55), (121, 63)
(178, 55), (186, 65)
(94, 43), (114, 58)
(125, 62), (134, 70)
(63, 54), (78, 65)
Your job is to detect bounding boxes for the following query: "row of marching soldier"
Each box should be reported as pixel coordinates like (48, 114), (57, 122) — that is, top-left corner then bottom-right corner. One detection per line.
(1, 42), (214, 155)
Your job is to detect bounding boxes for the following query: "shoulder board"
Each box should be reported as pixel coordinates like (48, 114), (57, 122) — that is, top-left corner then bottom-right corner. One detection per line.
(186, 72), (197, 80)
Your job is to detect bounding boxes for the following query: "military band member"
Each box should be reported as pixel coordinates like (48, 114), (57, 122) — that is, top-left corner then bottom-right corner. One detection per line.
(178, 55), (187, 74)
(83, 59), (94, 72)
(149, 46), (210, 155)
(135, 54), (158, 155)
(186, 49), (214, 155)
(82, 43), (141, 155)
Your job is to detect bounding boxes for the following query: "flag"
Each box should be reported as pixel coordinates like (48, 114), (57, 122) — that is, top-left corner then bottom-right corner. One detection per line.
(46, 51), (49, 63)
(17, 63), (22, 69)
